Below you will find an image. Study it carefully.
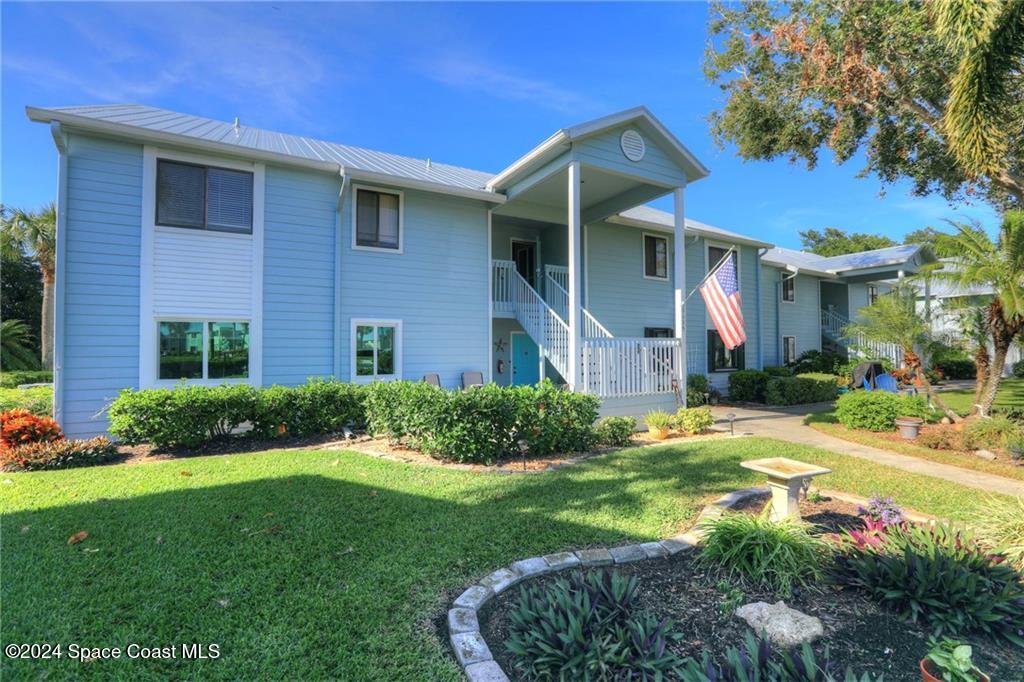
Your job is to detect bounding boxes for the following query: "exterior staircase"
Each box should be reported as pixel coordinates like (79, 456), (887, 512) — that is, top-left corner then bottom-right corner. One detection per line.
(492, 260), (683, 398)
(820, 309), (903, 367)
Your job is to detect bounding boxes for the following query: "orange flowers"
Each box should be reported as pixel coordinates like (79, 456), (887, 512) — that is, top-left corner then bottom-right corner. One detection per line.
(0, 409), (63, 450)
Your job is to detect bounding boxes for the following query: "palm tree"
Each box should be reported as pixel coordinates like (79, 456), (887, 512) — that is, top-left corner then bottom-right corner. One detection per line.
(844, 284), (960, 422)
(936, 211), (1024, 414)
(0, 319), (40, 371)
(933, 0), (1024, 177)
(1, 203), (56, 369)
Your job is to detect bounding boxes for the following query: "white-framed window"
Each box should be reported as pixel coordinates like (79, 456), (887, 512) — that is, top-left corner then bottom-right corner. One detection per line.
(643, 233), (669, 280)
(781, 274), (796, 303)
(351, 319), (402, 382)
(157, 320), (250, 381)
(783, 336), (797, 365)
(156, 159), (254, 234)
(353, 186), (403, 252)
(868, 284), (879, 305)
(708, 330), (744, 372)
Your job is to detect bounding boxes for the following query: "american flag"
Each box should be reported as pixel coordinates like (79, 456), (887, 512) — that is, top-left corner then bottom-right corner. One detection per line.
(699, 252), (746, 350)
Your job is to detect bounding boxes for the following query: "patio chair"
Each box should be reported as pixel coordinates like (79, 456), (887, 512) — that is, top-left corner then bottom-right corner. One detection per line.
(461, 371), (484, 390)
(874, 373), (900, 393)
(422, 373), (441, 387)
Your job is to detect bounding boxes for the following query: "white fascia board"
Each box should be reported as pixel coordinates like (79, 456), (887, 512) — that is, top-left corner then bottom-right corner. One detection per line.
(27, 106), (504, 205)
(759, 255), (836, 279)
(486, 131), (570, 191)
(606, 215), (774, 249)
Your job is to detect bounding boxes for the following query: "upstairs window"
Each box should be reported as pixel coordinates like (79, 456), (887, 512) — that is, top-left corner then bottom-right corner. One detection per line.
(868, 284), (879, 305)
(782, 274), (796, 302)
(644, 234), (668, 280)
(355, 188), (402, 251)
(156, 160), (253, 234)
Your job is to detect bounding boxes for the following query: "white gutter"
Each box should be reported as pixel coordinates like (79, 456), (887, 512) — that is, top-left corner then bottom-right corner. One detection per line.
(49, 121), (69, 424)
(26, 107), (505, 206)
(607, 215), (774, 249)
(485, 130), (569, 191)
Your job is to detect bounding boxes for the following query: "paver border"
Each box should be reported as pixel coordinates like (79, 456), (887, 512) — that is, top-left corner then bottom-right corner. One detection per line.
(444, 486), (768, 681)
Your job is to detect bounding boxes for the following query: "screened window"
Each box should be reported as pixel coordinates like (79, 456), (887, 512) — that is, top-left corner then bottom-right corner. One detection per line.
(158, 320), (249, 380)
(355, 189), (401, 250)
(868, 284), (879, 305)
(354, 321), (400, 381)
(708, 330), (744, 372)
(644, 235), (668, 279)
(708, 245), (736, 275)
(156, 160), (253, 234)
(644, 327), (674, 338)
(782, 275), (795, 302)
(783, 336), (797, 365)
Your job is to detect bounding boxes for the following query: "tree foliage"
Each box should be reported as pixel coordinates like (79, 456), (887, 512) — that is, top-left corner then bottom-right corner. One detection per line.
(1, 320), (40, 371)
(704, 0), (1023, 210)
(799, 227), (897, 256)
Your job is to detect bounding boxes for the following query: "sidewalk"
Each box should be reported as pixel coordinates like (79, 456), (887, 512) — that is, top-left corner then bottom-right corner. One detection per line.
(710, 404), (1024, 498)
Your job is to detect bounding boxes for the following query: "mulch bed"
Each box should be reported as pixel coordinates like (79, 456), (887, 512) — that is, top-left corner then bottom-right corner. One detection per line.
(478, 494), (1024, 681)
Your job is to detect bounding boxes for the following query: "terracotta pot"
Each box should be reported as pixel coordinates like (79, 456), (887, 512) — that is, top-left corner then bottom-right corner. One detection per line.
(649, 427), (670, 441)
(920, 658), (989, 682)
(895, 416), (924, 440)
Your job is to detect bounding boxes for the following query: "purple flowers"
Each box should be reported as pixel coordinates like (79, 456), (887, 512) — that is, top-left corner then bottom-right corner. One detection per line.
(859, 494), (905, 527)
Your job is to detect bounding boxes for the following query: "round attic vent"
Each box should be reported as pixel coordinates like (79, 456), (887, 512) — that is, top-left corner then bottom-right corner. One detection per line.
(620, 129), (645, 162)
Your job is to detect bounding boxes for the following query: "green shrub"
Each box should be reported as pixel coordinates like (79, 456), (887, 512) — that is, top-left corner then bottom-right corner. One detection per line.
(764, 373), (839, 405)
(510, 381), (599, 456)
(108, 383), (261, 448)
(728, 369), (768, 402)
(763, 365), (792, 378)
(0, 386), (53, 415)
(253, 379), (366, 437)
(1013, 360), (1024, 379)
(970, 495), (1024, 571)
(506, 569), (685, 680)
(644, 410), (674, 430)
(0, 370), (52, 388)
(963, 415), (1022, 450)
(675, 406), (714, 434)
(1, 436), (117, 472)
(792, 349), (844, 374)
(918, 424), (966, 451)
(687, 373), (710, 406)
(698, 512), (830, 596)
(835, 522), (1024, 644)
(593, 416), (635, 447)
(834, 391), (932, 431)
(936, 359), (977, 381)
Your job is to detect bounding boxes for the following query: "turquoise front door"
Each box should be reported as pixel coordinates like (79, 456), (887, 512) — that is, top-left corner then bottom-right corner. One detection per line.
(511, 333), (540, 385)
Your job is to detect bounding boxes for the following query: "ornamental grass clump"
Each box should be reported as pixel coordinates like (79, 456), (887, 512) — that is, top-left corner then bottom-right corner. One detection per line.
(970, 495), (1024, 571)
(506, 569), (685, 680)
(697, 512), (830, 596)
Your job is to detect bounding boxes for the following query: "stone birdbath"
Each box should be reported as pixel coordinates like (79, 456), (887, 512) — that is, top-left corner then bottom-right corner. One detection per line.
(740, 457), (832, 521)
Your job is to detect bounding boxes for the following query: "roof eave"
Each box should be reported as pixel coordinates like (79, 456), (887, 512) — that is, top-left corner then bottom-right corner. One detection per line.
(607, 215), (774, 249)
(26, 106), (505, 205)
(759, 256), (837, 278)
(485, 131), (570, 192)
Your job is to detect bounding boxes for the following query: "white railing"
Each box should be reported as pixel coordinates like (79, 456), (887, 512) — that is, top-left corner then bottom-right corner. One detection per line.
(545, 264), (568, 300)
(581, 338), (683, 398)
(821, 309), (904, 367)
(493, 260), (516, 315)
(509, 266), (570, 378)
(544, 268), (613, 339)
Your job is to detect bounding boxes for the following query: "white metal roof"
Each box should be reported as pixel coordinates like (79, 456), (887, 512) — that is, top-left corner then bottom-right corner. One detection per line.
(762, 243), (932, 278)
(612, 205), (774, 248)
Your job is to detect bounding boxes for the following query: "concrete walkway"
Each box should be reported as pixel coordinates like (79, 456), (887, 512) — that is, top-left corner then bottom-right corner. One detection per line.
(710, 404), (1024, 498)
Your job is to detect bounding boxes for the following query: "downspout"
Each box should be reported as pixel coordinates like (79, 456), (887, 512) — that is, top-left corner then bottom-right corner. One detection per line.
(49, 121), (68, 424)
(334, 171), (348, 378)
(755, 248), (764, 370)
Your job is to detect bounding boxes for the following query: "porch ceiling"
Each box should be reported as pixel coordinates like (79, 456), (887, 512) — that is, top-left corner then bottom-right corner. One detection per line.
(492, 164), (669, 224)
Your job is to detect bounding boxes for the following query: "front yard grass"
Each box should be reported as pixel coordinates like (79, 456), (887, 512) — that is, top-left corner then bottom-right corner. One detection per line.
(1, 437), (1013, 680)
(939, 377), (1024, 416)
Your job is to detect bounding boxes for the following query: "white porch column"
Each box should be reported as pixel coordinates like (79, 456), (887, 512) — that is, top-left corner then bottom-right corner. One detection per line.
(673, 186), (687, 403)
(567, 161), (582, 390)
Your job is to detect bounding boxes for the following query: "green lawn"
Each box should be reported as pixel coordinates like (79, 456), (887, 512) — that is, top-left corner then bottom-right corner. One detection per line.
(1, 438), (1012, 680)
(938, 377), (1024, 416)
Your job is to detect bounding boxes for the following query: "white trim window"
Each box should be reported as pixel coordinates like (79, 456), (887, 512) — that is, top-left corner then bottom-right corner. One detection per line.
(643, 232), (669, 280)
(783, 335), (797, 365)
(351, 319), (402, 383)
(157, 319), (250, 382)
(156, 159), (253, 234)
(781, 274), (796, 303)
(353, 186), (403, 252)
(868, 284), (879, 305)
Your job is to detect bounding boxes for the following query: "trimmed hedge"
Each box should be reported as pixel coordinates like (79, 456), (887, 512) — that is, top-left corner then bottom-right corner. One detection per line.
(935, 359), (976, 380)
(593, 416), (636, 447)
(728, 370), (768, 402)
(763, 365), (792, 378)
(834, 391), (932, 432)
(0, 370), (52, 388)
(108, 379), (601, 464)
(0, 386), (53, 416)
(1013, 360), (1024, 379)
(764, 373), (839, 406)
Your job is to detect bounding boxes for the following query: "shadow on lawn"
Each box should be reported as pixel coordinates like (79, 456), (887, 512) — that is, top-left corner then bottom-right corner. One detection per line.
(0, 442), (766, 680)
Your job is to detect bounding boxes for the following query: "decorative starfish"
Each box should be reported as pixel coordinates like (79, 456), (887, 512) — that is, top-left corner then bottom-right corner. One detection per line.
(493, 338), (506, 353)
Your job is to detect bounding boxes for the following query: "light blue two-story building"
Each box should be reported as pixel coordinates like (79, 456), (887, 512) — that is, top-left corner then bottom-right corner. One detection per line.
(27, 104), (933, 437)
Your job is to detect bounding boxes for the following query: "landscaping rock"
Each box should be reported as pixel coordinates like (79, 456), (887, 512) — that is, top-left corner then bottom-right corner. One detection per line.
(735, 601), (823, 649)
(608, 544), (646, 564)
(465, 660), (510, 682)
(974, 449), (998, 461)
(575, 547), (613, 566)
(543, 551), (581, 571)
(478, 568), (519, 595)
(450, 631), (492, 666)
(510, 556), (550, 579)
(448, 608), (479, 635)
(639, 541), (669, 559)
(453, 585), (493, 611)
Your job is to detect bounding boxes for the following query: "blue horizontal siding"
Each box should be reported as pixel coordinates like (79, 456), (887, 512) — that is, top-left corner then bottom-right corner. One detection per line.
(61, 133), (142, 437)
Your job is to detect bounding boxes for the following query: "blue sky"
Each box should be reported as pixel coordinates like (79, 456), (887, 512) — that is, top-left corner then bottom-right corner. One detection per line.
(1, 1), (1000, 249)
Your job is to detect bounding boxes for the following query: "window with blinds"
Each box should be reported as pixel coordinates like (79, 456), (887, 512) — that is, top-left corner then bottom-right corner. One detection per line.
(156, 160), (253, 234)
(355, 188), (401, 250)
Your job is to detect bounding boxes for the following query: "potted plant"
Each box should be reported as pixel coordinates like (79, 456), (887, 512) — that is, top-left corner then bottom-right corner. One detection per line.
(920, 638), (989, 682)
(644, 411), (674, 440)
(895, 416), (925, 440)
